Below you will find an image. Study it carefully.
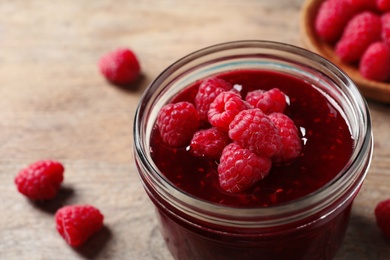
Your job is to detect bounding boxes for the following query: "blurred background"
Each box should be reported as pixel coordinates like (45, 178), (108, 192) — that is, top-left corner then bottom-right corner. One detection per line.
(1, 1), (389, 259)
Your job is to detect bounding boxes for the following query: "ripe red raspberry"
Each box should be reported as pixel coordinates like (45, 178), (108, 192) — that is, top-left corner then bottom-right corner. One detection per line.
(157, 101), (200, 147)
(359, 41), (390, 82)
(315, 0), (357, 43)
(346, 0), (377, 11)
(190, 127), (230, 160)
(381, 12), (390, 46)
(218, 143), (272, 193)
(14, 160), (64, 200)
(98, 48), (141, 85)
(335, 11), (382, 63)
(378, 0), (390, 12)
(195, 77), (233, 121)
(208, 91), (249, 131)
(375, 198), (390, 239)
(245, 88), (286, 114)
(55, 205), (104, 247)
(269, 113), (302, 164)
(229, 108), (281, 157)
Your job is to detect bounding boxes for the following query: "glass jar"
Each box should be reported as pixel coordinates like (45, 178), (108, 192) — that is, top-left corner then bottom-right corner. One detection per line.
(133, 41), (373, 260)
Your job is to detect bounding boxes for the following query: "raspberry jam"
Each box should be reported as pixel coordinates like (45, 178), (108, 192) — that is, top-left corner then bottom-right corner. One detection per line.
(134, 41), (373, 260)
(150, 69), (353, 207)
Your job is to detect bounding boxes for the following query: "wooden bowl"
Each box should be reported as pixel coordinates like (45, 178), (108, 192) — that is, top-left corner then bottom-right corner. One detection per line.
(300, 0), (390, 103)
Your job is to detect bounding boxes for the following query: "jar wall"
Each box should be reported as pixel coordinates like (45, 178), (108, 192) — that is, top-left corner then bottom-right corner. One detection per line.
(134, 41), (373, 260)
(155, 203), (352, 260)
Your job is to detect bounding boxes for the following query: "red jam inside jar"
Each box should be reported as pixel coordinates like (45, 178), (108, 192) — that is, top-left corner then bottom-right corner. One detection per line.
(150, 69), (354, 207)
(134, 41), (373, 260)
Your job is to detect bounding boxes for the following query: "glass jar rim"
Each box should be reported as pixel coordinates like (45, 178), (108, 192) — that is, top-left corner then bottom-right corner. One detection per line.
(134, 40), (373, 227)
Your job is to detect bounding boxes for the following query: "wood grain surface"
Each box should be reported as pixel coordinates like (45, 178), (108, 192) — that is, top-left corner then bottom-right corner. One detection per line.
(1, 0), (389, 259)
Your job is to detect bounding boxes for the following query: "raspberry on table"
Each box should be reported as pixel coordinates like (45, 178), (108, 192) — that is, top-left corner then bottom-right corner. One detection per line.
(55, 205), (104, 247)
(228, 108), (281, 158)
(359, 41), (390, 82)
(335, 11), (382, 63)
(269, 113), (302, 164)
(14, 160), (64, 200)
(190, 127), (231, 160)
(98, 48), (141, 85)
(195, 77), (233, 121)
(208, 91), (250, 131)
(245, 88), (286, 115)
(315, 0), (357, 43)
(375, 198), (390, 239)
(157, 101), (200, 147)
(218, 143), (272, 193)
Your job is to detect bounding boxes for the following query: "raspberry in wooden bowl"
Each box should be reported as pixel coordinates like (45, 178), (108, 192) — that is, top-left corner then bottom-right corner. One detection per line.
(133, 40), (373, 260)
(300, 0), (390, 103)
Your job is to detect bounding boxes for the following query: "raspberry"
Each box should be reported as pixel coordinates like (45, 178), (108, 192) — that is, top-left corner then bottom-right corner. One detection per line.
(245, 88), (286, 114)
(381, 12), (390, 46)
(195, 77), (233, 121)
(359, 41), (390, 82)
(218, 143), (272, 193)
(98, 48), (141, 85)
(335, 11), (382, 63)
(375, 198), (390, 239)
(346, 0), (377, 11)
(208, 91), (249, 131)
(229, 108), (281, 157)
(157, 101), (200, 147)
(269, 113), (302, 164)
(190, 127), (230, 160)
(315, 0), (357, 43)
(14, 160), (64, 200)
(55, 205), (104, 247)
(377, 0), (390, 12)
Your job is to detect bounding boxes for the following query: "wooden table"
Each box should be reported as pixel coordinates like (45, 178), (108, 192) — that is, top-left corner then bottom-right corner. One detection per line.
(1, 1), (390, 259)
